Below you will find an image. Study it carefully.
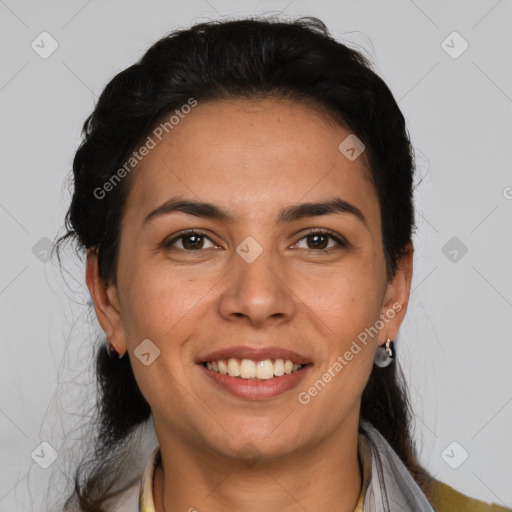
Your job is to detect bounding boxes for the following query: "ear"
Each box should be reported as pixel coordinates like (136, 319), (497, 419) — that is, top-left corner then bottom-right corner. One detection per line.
(379, 241), (414, 344)
(85, 248), (127, 355)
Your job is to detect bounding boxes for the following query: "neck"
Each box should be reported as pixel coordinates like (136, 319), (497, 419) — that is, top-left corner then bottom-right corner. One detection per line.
(152, 413), (363, 512)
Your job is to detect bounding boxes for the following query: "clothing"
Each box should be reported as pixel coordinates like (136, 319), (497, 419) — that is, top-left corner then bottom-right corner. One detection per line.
(428, 480), (511, 512)
(354, 428), (373, 512)
(109, 420), (511, 511)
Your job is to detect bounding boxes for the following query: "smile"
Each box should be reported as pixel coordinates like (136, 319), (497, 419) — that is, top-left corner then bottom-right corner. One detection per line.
(197, 345), (313, 399)
(203, 358), (304, 380)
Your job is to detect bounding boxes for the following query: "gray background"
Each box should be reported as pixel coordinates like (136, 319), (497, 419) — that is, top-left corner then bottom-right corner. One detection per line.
(1, 0), (511, 510)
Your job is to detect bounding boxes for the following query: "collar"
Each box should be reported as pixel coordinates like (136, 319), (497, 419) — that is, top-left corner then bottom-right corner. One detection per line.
(140, 445), (160, 511)
(355, 432), (373, 512)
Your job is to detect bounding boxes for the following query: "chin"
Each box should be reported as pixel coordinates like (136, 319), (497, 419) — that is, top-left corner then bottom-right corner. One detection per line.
(197, 419), (306, 462)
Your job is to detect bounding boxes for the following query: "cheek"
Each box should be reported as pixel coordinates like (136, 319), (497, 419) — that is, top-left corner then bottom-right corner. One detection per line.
(307, 266), (384, 340)
(119, 262), (217, 346)
(295, 339), (374, 435)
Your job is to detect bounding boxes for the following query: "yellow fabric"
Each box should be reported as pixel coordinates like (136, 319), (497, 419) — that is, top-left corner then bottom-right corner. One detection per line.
(138, 437), (511, 512)
(427, 479), (511, 511)
(140, 445), (159, 511)
(354, 432), (372, 512)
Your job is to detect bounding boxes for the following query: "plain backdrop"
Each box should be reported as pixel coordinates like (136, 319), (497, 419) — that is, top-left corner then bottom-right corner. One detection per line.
(1, 0), (511, 510)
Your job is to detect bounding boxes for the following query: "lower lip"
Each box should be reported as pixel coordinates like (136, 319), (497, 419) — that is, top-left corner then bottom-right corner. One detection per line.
(198, 364), (313, 400)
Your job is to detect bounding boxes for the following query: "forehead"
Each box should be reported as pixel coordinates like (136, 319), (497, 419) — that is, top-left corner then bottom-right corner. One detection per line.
(124, 98), (379, 227)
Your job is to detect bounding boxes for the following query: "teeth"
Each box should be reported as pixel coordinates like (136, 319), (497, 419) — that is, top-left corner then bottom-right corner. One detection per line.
(204, 358), (304, 379)
(274, 359), (284, 376)
(256, 360), (274, 380)
(227, 358), (240, 377)
(240, 359), (256, 378)
(218, 360), (228, 375)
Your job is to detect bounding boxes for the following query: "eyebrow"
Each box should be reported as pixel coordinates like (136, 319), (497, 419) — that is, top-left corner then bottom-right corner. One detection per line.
(143, 196), (368, 228)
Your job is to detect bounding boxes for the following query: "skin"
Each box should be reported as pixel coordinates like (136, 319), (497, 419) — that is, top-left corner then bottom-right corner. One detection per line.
(86, 98), (413, 512)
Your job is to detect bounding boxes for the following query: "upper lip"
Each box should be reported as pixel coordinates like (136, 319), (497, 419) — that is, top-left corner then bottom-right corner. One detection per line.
(197, 345), (313, 365)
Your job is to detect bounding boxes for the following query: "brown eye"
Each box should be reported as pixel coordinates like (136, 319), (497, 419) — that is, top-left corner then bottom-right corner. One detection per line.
(306, 234), (328, 250)
(295, 230), (348, 251)
(180, 234), (205, 250)
(164, 231), (217, 251)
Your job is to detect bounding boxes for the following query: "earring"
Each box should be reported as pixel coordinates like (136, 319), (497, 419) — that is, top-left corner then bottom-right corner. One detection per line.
(106, 339), (126, 359)
(374, 337), (395, 368)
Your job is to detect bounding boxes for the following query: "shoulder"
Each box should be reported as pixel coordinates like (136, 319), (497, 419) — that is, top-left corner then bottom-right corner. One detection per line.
(428, 479), (511, 512)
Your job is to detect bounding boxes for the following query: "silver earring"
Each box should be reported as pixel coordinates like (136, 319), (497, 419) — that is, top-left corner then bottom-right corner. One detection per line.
(374, 337), (395, 368)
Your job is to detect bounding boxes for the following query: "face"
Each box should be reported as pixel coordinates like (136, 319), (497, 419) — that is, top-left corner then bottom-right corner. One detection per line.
(87, 98), (412, 461)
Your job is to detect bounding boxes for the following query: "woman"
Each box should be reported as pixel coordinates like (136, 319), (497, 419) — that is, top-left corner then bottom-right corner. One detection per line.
(56, 16), (510, 512)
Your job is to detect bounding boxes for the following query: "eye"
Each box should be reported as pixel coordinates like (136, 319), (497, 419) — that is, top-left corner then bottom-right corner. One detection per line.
(294, 230), (348, 251)
(162, 229), (348, 253)
(163, 230), (218, 251)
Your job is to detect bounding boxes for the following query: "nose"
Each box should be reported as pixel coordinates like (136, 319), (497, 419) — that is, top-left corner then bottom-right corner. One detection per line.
(218, 241), (296, 328)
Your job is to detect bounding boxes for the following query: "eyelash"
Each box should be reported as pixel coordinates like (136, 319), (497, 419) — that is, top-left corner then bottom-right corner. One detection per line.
(162, 228), (348, 252)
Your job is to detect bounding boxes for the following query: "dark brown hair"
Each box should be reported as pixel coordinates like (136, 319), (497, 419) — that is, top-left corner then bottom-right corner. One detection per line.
(55, 15), (434, 510)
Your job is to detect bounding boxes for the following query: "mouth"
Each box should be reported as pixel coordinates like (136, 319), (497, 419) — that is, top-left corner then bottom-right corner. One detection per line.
(202, 358), (309, 380)
(196, 346), (313, 399)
